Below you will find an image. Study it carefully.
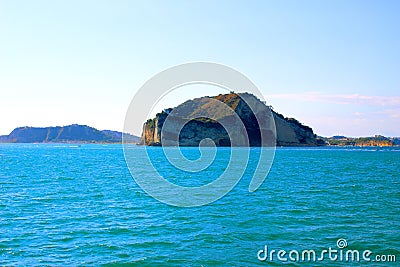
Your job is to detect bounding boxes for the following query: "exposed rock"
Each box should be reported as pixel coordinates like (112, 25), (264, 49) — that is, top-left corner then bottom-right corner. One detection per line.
(138, 93), (324, 147)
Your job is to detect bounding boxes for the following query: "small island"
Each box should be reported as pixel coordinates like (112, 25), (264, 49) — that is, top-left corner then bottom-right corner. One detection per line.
(139, 92), (328, 147)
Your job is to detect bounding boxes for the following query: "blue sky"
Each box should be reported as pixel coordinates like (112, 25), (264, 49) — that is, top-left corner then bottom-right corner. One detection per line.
(0, 0), (399, 136)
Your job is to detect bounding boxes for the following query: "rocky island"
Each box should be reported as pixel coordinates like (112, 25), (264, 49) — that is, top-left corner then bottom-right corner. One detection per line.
(138, 92), (325, 147)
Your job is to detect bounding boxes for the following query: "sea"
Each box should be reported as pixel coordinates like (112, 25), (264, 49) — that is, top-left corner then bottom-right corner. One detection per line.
(0, 144), (399, 266)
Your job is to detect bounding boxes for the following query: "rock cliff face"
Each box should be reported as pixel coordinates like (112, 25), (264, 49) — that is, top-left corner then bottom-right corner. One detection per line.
(138, 93), (324, 147)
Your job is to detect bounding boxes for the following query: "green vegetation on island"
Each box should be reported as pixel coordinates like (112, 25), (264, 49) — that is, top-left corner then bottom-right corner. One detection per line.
(322, 135), (398, 147)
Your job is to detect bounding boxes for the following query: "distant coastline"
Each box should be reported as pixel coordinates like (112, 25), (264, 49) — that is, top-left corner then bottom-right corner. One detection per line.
(322, 135), (399, 147)
(0, 124), (139, 144)
(0, 124), (398, 147)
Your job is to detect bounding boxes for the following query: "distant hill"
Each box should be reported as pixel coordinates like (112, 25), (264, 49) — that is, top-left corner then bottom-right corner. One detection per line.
(0, 124), (139, 143)
(322, 135), (398, 147)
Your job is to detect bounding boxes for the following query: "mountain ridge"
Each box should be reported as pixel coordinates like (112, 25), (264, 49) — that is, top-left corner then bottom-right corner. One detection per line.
(0, 124), (139, 143)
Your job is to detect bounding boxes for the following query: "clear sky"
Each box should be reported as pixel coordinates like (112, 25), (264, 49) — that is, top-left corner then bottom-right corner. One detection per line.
(0, 0), (399, 137)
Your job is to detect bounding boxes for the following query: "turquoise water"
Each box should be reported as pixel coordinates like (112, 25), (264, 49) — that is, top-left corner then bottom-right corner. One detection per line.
(0, 144), (399, 266)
